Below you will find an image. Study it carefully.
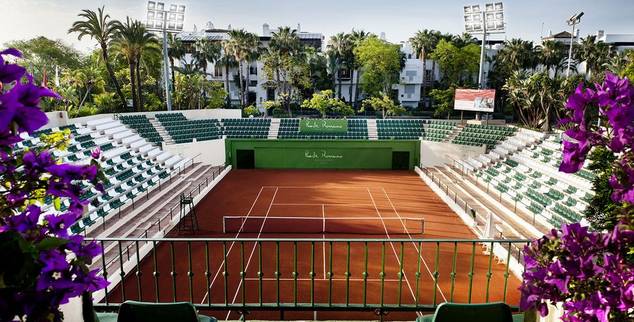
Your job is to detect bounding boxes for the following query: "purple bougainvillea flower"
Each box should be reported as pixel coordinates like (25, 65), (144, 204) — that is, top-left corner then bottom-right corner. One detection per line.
(0, 48), (25, 84)
(39, 249), (70, 274)
(0, 75), (57, 134)
(46, 164), (98, 182)
(559, 140), (591, 173)
(44, 212), (81, 237)
(91, 147), (101, 159)
(5, 205), (42, 233)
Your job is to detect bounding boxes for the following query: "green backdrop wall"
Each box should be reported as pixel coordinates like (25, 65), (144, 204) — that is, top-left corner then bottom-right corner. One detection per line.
(225, 139), (420, 169)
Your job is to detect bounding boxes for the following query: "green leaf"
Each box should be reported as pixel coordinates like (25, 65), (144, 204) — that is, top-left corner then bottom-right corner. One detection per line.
(36, 237), (69, 251)
(53, 197), (61, 211)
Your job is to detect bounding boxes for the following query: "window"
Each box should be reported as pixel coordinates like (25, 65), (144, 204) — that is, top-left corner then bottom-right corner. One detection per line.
(249, 80), (258, 87)
(404, 85), (416, 95)
(214, 65), (223, 78)
(338, 69), (352, 80)
(424, 70), (433, 84)
(249, 65), (257, 75)
(267, 88), (275, 101)
(405, 70), (417, 82)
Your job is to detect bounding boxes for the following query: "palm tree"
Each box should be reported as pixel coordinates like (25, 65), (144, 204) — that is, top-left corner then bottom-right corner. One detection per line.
(167, 34), (186, 91)
(224, 29), (260, 107)
(112, 18), (159, 111)
(348, 29), (371, 108)
(268, 26), (303, 115)
(537, 40), (566, 78)
(497, 39), (537, 72)
(217, 46), (238, 107)
(193, 38), (222, 75)
(327, 33), (352, 99)
(69, 7), (126, 109)
(575, 36), (613, 80)
(410, 29), (438, 102)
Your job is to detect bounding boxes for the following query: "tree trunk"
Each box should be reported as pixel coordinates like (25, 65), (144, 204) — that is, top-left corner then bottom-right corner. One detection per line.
(129, 62), (138, 111)
(337, 67), (342, 100)
(170, 57), (176, 92)
(354, 68), (361, 109)
(224, 64), (231, 108)
(136, 61), (143, 111)
(237, 61), (244, 107)
(421, 49), (427, 108)
(348, 69), (353, 105)
(245, 61), (251, 106)
(101, 44), (126, 111)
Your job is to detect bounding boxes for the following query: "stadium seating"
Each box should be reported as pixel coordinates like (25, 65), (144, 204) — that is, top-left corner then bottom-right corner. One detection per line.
(278, 119), (368, 139)
(452, 124), (517, 149)
(464, 133), (594, 228)
(22, 118), (188, 236)
(119, 115), (163, 144)
(156, 113), (222, 143)
(221, 118), (271, 139)
(377, 119), (455, 141)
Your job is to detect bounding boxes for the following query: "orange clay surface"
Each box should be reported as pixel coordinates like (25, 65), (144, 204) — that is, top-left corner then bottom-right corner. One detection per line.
(107, 170), (522, 320)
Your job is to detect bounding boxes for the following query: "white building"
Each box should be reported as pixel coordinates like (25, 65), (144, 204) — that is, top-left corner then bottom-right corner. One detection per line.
(177, 23), (324, 108)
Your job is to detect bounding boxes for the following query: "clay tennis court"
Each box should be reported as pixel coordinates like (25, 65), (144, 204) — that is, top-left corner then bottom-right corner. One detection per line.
(105, 170), (522, 320)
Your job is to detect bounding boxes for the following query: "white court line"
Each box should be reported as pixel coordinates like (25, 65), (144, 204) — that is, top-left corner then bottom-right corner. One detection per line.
(261, 185), (369, 190)
(200, 186), (265, 304)
(367, 187), (417, 302)
(271, 203), (374, 207)
(382, 188), (448, 303)
(225, 187), (279, 320)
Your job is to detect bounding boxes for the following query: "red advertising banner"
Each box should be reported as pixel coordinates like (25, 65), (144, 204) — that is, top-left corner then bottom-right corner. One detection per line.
(454, 89), (496, 112)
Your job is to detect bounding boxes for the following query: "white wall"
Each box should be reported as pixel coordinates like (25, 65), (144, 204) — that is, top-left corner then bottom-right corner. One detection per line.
(163, 139), (226, 166)
(43, 111), (70, 129)
(420, 140), (486, 167)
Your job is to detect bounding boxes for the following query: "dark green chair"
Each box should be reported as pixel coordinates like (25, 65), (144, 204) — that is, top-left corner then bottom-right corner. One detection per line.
(115, 301), (216, 322)
(417, 302), (515, 322)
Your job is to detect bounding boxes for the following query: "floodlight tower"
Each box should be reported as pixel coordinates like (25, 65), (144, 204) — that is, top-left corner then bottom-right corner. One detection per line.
(463, 2), (505, 89)
(146, 1), (186, 111)
(565, 12), (583, 78)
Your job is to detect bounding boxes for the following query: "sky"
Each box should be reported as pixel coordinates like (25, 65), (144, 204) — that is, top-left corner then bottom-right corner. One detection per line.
(2, 0), (633, 53)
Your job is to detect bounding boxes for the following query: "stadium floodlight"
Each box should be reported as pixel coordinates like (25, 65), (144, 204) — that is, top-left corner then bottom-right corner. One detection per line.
(145, 1), (186, 111)
(565, 11), (583, 78)
(464, 2), (505, 90)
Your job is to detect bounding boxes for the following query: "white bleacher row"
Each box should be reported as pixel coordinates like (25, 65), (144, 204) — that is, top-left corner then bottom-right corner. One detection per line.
(461, 129), (545, 171)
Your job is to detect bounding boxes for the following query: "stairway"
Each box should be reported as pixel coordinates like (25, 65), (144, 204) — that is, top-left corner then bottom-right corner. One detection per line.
(443, 123), (464, 143)
(366, 119), (378, 140)
(149, 117), (174, 145)
(268, 118), (280, 139)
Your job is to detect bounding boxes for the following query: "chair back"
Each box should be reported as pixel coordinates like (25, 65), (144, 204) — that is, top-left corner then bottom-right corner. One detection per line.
(432, 302), (514, 322)
(117, 301), (199, 322)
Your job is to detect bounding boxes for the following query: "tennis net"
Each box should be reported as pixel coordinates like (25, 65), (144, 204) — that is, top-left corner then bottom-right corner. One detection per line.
(223, 216), (425, 235)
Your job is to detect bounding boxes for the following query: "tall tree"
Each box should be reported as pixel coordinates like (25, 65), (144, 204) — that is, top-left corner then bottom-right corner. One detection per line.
(348, 30), (371, 108)
(262, 26), (310, 116)
(112, 18), (160, 111)
(429, 39), (480, 86)
(327, 33), (352, 99)
(409, 29), (438, 102)
(537, 40), (566, 78)
(496, 39), (538, 72)
(224, 29), (260, 107)
(575, 36), (613, 80)
(217, 44), (238, 107)
(192, 39), (222, 87)
(354, 36), (403, 97)
(69, 7), (126, 109)
(167, 34), (186, 91)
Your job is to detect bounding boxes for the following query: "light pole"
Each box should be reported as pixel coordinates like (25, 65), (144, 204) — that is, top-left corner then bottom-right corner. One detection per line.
(146, 1), (186, 111)
(464, 2), (505, 90)
(565, 12), (583, 78)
